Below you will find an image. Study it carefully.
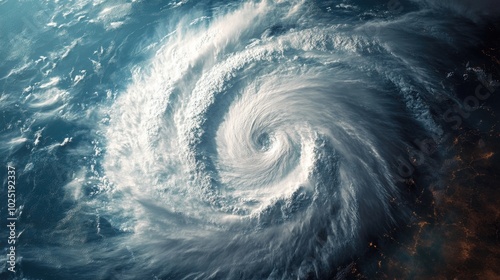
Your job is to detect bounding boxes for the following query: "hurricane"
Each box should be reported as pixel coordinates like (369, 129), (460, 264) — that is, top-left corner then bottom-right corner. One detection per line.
(1, 0), (499, 279)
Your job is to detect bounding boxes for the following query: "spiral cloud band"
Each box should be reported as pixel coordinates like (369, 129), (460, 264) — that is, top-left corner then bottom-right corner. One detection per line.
(6, 0), (494, 278)
(96, 1), (442, 278)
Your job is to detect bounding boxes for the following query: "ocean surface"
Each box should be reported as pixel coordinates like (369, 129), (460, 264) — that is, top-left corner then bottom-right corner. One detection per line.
(1, 0), (499, 279)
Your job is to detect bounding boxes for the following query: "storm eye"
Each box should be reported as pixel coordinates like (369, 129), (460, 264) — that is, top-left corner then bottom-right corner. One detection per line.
(256, 132), (271, 151)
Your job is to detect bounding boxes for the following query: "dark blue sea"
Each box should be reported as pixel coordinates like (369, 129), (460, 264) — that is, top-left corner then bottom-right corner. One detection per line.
(1, 0), (499, 279)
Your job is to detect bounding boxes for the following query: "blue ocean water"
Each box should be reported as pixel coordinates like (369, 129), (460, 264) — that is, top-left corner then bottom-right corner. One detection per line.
(1, 0), (499, 279)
